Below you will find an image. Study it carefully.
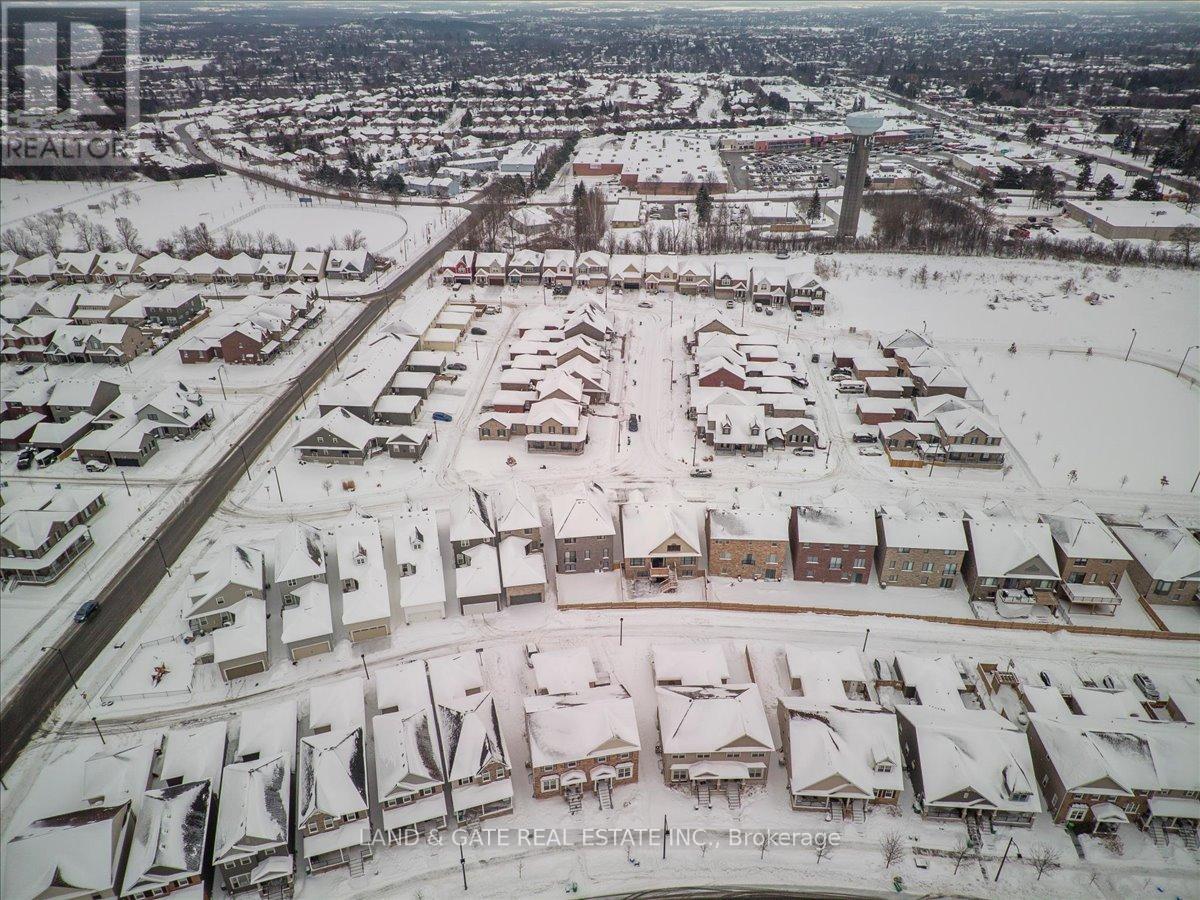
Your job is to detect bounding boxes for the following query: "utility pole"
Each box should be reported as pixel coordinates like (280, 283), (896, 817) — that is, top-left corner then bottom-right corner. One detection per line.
(862, 628), (870, 653)
(994, 837), (1020, 882)
(42, 646), (81, 693)
(1177, 344), (1199, 378)
(1124, 328), (1137, 362)
(619, 617), (624, 646)
(120, 469), (131, 497)
(153, 536), (171, 576)
(273, 466), (285, 502)
(91, 717), (105, 745)
(360, 653), (369, 679)
(237, 445), (252, 482)
(662, 814), (668, 860)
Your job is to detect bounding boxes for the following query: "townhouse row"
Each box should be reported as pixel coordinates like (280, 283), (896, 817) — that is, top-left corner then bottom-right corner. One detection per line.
(439, 248), (829, 311)
(1, 247), (373, 287)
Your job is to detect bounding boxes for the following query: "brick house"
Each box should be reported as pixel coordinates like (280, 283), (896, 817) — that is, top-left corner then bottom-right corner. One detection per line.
(789, 492), (877, 584)
(706, 506), (788, 580)
(1039, 501), (1132, 616)
(876, 507), (968, 589)
(551, 485), (616, 574)
(962, 514), (1060, 604)
(439, 249), (475, 284)
(1111, 516), (1200, 606)
(525, 685), (640, 809)
(696, 358), (746, 390)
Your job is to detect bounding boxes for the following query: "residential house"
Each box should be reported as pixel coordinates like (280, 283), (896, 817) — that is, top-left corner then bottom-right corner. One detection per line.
(656, 684), (774, 804)
(281, 581), (335, 662)
(393, 508), (448, 624)
(1039, 501), (1132, 615)
(619, 490), (703, 580)
(213, 701), (297, 897)
(541, 249), (577, 287)
(293, 408), (398, 465)
(653, 643), (730, 687)
(643, 255), (679, 293)
(288, 251), (326, 283)
(326, 249), (373, 280)
(962, 513), (1060, 607)
(473, 252), (509, 286)
(676, 257), (713, 295)
(876, 504), (968, 589)
(214, 597), (269, 681)
(450, 486), (496, 555)
(184, 544), (265, 636)
(550, 485), (616, 574)
(789, 491), (877, 584)
(273, 521), (326, 601)
(0, 488), (104, 585)
(525, 684), (640, 809)
(455, 543), (503, 615)
(713, 262), (750, 300)
(499, 535), (546, 605)
(372, 662), (448, 842)
(507, 249), (544, 284)
(706, 504), (788, 580)
(298, 678), (372, 874)
(335, 518), (392, 642)
(574, 251), (610, 288)
(120, 722), (227, 900)
(896, 705), (1040, 827)
(429, 654), (514, 823)
(492, 480), (542, 549)
(1112, 516), (1200, 606)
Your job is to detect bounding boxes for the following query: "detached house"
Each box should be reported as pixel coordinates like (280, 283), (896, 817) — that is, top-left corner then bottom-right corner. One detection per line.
(656, 684), (774, 806)
(474, 251), (509, 286)
(429, 654), (515, 824)
(706, 504), (788, 580)
(507, 249), (544, 284)
(789, 491), (877, 584)
(619, 490), (703, 581)
(541, 249), (576, 288)
(326, 249), (372, 280)
(713, 261), (750, 300)
(335, 518), (392, 642)
(525, 684), (640, 811)
(550, 484), (616, 574)
(298, 678), (372, 875)
(1039, 501), (1132, 616)
(440, 249), (475, 284)
(213, 701), (297, 898)
(1112, 516), (1200, 606)
(896, 706), (1040, 828)
(876, 504), (968, 589)
(394, 508), (448, 624)
(373, 662), (447, 842)
(184, 544), (265, 636)
(962, 514), (1060, 607)
(574, 251), (610, 288)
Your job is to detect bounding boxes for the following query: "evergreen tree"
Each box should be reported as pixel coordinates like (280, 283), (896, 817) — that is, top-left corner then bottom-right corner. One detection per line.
(806, 188), (821, 221)
(1129, 176), (1162, 201)
(1075, 158), (1093, 191)
(695, 183), (713, 225)
(1095, 173), (1118, 200)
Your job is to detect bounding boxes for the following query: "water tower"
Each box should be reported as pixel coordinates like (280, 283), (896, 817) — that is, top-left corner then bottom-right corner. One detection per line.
(836, 109), (885, 239)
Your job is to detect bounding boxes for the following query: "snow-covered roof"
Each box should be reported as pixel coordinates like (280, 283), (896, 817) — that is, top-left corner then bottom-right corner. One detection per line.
(186, 544), (264, 620)
(878, 509), (968, 552)
(893, 653), (967, 711)
(492, 479), (541, 534)
(437, 692), (508, 782)
(450, 486), (495, 543)
(213, 598), (267, 664)
(1112, 521), (1200, 583)
(236, 699), (298, 762)
(335, 519), (391, 626)
(1039, 501), (1131, 562)
(300, 678), (368, 822)
(896, 706), (1040, 815)
(653, 643), (730, 686)
(456, 543), (501, 599)
(964, 517), (1058, 581)
(551, 484), (615, 540)
(793, 490), (877, 547)
(707, 505), (787, 543)
(780, 698), (902, 799)
(524, 685), (640, 768)
(656, 684), (774, 755)
(280, 582), (333, 645)
(785, 647), (868, 702)
(4, 804), (130, 900)
(273, 521), (325, 584)
(620, 493), (701, 559)
(393, 508), (447, 614)
(530, 647), (598, 695)
(373, 706), (444, 803)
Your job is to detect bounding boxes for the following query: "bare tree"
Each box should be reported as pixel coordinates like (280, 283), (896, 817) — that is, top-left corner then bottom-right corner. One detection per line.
(814, 840), (833, 865)
(952, 838), (972, 875)
(1027, 844), (1060, 881)
(114, 216), (141, 253)
(880, 832), (904, 868)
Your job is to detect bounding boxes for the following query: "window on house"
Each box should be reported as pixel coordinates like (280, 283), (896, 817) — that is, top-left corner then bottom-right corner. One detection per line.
(853, 558), (866, 569)
(829, 557), (842, 570)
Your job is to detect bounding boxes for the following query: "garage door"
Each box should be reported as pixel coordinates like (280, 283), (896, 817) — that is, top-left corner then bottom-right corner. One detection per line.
(462, 599), (499, 615)
(349, 624), (390, 642)
(291, 640), (332, 661)
(222, 660), (266, 681)
(508, 592), (543, 605)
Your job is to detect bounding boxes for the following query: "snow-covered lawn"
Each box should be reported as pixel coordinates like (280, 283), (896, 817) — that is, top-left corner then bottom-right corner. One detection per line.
(222, 202), (461, 255)
(968, 349), (1198, 493)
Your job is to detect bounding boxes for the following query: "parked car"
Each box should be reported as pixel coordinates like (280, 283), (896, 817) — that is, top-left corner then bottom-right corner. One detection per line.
(753, 302), (764, 312)
(775, 250), (790, 260)
(432, 412), (453, 423)
(84, 459), (110, 472)
(73, 601), (100, 623)
(15, 364), (34, 375)
(485, 305), (502, 314)
(831, 366), (853, 377)
(794, 310), (803, 321)
(689, 468), (713, 478)
(552, 284), (571, 295)
(1133, 673), (1160, 701)
(852, 430), (877, 444)
(35, 448), (58, 467)
(829, 372), (853, 382)
(16, 448), (34, 470)
(447, 362), (467, 371)
(792, 446), (816, 456)
(452, 283), (462, 292)
(789, 375), (809, 388)
(858, 446), (883, 456)
(524, 643), (540, 667)
(628, 414), (639, 432)
(470, 326), (487, 336)
(725, 299), (735, 309)
(764, 307), (774, 316)
(637, 300), (654, 309)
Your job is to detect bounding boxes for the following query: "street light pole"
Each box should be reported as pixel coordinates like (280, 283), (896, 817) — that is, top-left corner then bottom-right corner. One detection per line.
(619, 617), (624, 646)
(862, 628), (870, 653)
(91, 717), (106, 745)
(273, 466), (285, 501)
(1124, 328), (1137, 362)
(994, 837), (1020, 882)
(152, 536), (172, 576)
(459, 844), (468, 891)
(42, 645), (81, 693)
(1176, 344), (1199, 378)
